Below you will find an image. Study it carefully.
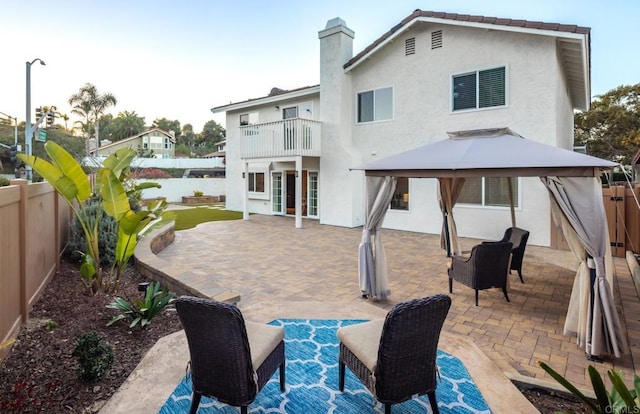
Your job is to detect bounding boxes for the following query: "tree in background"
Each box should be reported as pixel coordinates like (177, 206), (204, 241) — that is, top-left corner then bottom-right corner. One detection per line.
(575, 83), (640, 164)
(190, 119), (225, 156)
(97, 113), (114, 143)
(110, 111), (146, 141)
(152, 117), (181, 139)
(68, 83), (117, 151)
(200, 120), (225, 145)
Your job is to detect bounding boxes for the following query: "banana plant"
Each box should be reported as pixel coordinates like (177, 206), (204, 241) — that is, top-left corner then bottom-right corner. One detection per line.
(18, 141), (167, 295)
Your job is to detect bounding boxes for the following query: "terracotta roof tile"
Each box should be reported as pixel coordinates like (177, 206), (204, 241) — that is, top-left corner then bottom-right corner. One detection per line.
(344, 9), (591, 69)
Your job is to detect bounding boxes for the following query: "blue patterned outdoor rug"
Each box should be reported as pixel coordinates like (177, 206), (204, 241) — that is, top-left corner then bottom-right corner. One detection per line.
(160, 319), (491, 413)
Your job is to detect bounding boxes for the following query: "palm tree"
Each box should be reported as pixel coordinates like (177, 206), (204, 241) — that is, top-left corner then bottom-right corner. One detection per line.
(68, 83), (117, 152)
(111, 111), (145, 141)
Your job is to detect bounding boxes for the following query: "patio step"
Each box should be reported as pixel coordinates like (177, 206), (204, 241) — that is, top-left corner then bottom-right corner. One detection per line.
(134, 222), (240, 304)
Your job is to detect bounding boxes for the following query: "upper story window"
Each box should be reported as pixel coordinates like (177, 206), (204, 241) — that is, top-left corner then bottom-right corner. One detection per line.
(149, 135), (164, 149)
(282, 106), (298, 119)
(457, 177), (519, 208)
(357, 87), (393, 123)
(164, 137), (172, 149)
(452, 67), (506, 111)
(240, 112), (259, 126)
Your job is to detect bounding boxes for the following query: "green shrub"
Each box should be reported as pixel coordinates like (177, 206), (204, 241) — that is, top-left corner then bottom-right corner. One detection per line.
(0, 176), (10, 187)
(66, 198), (117, 269)
(107, 281), (176, 328)
(72, 331), (114, 382)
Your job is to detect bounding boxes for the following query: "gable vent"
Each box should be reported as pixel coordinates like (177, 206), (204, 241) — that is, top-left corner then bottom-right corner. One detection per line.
(431, 30), (442, 49)
(405, 37), (416, 56)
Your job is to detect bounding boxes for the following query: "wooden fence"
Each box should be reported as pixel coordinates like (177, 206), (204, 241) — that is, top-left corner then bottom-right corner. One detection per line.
(0, 179), (70, 360)
(604, 185), (640, 257)
(550, 185), (640, 258)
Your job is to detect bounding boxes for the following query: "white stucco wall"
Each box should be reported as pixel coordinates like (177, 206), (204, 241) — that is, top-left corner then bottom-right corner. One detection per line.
(340, 23), (573, 246)
(220, 18), (582, 248)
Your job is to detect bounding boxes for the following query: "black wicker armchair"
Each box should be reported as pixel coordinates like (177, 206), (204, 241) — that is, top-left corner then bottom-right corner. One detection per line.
(175, 296), (285, 414)
(497, 227), (530, 283)
(448, 241), (513, 306)
(337, 294), (452, 414)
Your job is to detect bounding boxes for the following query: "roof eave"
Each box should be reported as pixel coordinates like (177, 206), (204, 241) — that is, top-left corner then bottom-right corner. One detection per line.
(211, 85), (320, 114)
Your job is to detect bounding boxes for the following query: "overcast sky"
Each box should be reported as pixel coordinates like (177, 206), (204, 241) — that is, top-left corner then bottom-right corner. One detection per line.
(0, 0), (637, 132)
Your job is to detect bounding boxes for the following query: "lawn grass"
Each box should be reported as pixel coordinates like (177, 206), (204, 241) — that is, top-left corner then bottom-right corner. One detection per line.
(172, 207), (243, 231)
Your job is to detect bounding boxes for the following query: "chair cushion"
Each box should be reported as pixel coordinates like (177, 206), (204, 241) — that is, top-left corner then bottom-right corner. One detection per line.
(337, 319), (384, 372)
(245, 321), (285, 368)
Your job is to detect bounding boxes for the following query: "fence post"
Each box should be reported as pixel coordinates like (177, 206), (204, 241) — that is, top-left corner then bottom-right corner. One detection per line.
(11, 179), (29, 322)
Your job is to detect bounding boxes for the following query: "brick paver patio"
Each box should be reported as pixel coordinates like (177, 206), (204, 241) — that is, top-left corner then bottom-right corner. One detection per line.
(158, 214), (638, 390)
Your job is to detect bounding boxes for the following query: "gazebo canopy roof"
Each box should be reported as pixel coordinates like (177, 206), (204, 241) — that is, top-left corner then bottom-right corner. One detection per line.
(355, 128), (616, 178)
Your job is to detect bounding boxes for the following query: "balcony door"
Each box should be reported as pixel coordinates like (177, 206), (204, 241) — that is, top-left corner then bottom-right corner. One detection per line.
(283, 106), (298, 150)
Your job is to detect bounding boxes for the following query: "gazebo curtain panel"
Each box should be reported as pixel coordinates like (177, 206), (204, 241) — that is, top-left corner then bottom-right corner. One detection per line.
(437, 178), (466, 256)
(358, 176), (396, 299)
(541, 176), (628, 358)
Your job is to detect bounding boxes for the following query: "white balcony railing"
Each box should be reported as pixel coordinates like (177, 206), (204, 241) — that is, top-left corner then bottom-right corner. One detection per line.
(240, 118), (321, 159)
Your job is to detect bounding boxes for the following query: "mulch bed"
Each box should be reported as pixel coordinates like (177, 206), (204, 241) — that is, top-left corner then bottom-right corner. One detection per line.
(0, 258), (592, 413)
(0, 259), (182, 413)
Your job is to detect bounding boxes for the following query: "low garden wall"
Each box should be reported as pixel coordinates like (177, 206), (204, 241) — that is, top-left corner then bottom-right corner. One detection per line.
(134, 222), (240, 304)
(138, 178), (225, 203)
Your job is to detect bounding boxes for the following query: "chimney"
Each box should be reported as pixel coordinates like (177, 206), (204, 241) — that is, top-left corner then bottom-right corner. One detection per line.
(318, 17), (354, 129)
(318, 18), (354, 75)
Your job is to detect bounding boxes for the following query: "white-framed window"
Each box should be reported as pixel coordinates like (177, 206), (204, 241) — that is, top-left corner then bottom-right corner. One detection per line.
(390, 177), (409, 211)
(452, 67), (506, 111)
(248, 172), (265, 193)
(164, 137), (172, 149)
(457, 177), (519, 208)
(240, 112), (259, 136)
(149, 135), (164, 149)
(357, 86), (393, 123)
(240, 112), (259, 126)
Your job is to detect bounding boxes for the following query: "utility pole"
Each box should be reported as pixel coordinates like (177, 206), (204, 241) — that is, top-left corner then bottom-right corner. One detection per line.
(25, 58), (46, 182)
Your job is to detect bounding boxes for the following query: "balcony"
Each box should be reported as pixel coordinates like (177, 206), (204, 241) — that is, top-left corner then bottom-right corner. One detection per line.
(240, 118), (321, 159)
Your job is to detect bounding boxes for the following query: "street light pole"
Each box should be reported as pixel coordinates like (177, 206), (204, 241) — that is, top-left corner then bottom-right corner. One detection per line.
(25, 58), (46, 182)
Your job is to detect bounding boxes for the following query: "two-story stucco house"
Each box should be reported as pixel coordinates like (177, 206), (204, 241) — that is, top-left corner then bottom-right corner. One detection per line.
(211, 9), (590, 247)
(96, 128), (176, 159)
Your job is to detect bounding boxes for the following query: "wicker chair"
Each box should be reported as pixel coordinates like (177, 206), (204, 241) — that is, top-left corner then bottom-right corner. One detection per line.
(496, 227), (530, 283)
(175, 296), (285, 414)
(448, 241), (513, 306)
(337, 295), (451, 414)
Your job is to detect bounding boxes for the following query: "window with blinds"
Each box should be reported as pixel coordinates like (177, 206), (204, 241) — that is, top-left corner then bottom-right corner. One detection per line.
(452, 67), (505, 111)
(458, 177), (518, 208)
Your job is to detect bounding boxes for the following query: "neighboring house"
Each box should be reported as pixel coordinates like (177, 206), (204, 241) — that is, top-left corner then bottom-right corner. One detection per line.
(200, 139), (226, 160)
(96, 128), (176, 159)
(211, 9), (591, 247)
